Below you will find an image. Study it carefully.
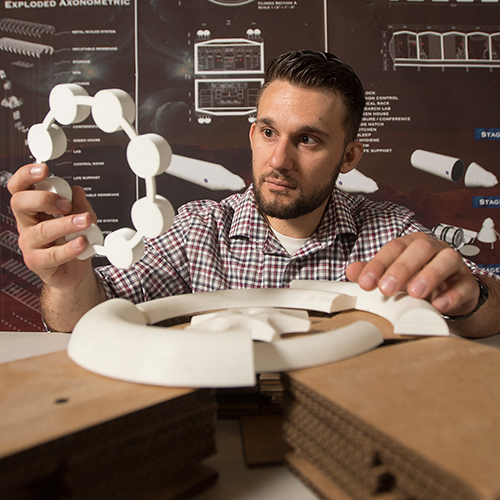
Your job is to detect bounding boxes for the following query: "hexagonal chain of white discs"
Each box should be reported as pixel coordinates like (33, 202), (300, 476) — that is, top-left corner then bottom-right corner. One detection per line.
(27, 84), (175, 268)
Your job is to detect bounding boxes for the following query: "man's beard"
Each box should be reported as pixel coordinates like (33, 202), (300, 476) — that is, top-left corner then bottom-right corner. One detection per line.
(252, 159), (343, 220)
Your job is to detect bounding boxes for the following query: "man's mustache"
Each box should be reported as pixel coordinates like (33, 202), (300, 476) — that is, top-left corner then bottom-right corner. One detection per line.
(259, 172), (298, 189)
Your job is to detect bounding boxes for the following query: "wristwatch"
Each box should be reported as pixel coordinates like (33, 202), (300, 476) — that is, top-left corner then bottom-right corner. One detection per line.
(442, 277), (489, 321)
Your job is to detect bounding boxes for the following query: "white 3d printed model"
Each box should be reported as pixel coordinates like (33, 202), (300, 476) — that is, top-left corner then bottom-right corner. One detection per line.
(290, 280), (449, 336)
(28, 84), (175, 268)
(68, 283), (449, 388)
(27, 83), (245, 268)
(188, 307), (311, 342)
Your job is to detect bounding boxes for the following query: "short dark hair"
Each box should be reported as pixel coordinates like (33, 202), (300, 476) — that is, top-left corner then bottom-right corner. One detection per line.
(258, 50), (366, 144)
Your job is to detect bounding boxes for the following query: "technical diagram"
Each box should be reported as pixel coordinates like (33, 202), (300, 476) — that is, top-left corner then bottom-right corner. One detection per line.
(432, 223), (465, 249)
(410, 149), (498, 188)
(0, 18), (54, 38)
(336, 169), (379, 193)
(411, 149), (465, 182)
(0, 19), (54, 137)
(465, 162), (498, 188)
(195, 37), (264, 74)
(384, 26), (500, 70)
(478, 217), (499, 248)
(0, 18), (54, 57)
(194, 31), (264, 124)
(195, 78), (263, 121)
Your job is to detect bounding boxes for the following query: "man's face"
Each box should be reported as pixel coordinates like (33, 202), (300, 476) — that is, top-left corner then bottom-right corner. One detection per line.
(250, 80), (351, 221)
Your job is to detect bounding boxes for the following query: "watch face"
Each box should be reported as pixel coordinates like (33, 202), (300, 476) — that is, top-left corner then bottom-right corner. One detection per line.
(207, 0), (255, 5)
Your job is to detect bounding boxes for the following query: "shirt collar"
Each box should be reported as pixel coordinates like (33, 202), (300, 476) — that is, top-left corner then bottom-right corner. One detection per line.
(229, 185), (269, 242)
(317, 188), (359, 240)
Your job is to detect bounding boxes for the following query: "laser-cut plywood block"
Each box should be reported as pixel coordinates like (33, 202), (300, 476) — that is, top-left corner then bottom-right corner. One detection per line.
(283, 337), (500, 500)
(0, 351), (217, 499)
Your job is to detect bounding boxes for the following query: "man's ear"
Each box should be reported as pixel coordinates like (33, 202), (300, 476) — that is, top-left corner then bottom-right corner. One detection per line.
(340, 141), (364, 174)
(249, 122), (256, 148)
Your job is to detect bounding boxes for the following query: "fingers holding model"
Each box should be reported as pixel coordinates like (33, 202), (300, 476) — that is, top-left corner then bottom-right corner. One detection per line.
(8, 163), (96, 290)
(346, 232), (480, 318)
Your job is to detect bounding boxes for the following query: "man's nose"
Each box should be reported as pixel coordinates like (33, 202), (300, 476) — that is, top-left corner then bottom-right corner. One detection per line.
(270, 139), (294, 171)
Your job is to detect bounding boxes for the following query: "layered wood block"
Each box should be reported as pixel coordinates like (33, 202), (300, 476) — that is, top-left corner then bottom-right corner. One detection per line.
(283, 337), (500, 500)
(0, 351), (217, 500)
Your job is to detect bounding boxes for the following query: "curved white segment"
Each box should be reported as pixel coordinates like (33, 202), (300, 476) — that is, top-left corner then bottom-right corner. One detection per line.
(291, 280), (360, 296)
(395, 308), (449, 336)
(68, 299), (256, 388)
(136, 288), (357, 326)
(254, 321), (383, 373)
(290, 280), (449, 336)
(189, 307), (310, 342)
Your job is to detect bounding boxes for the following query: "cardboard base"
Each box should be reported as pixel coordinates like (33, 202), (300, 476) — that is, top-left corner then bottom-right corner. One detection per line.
(0, 351), (217, 500)
(284, 337), (500, 500)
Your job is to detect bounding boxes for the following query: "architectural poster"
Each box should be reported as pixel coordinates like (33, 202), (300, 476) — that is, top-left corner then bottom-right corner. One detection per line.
(0, 0), (498, 331)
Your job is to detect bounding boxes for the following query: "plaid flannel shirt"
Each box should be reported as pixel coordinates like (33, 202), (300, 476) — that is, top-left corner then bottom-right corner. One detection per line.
(95, 185), (453, 304)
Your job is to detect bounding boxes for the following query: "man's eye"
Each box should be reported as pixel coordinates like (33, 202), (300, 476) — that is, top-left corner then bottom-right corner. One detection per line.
(263, 128), (274, 138)
(300, 135), (317, 145)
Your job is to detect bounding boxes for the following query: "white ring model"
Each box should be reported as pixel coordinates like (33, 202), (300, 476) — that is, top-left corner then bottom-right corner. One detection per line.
(68, 284), (448, 388)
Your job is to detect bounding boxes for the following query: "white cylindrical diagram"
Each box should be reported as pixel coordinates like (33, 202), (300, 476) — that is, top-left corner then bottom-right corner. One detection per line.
(411, 149), (465, 182)
(432, 224), (464, 249)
